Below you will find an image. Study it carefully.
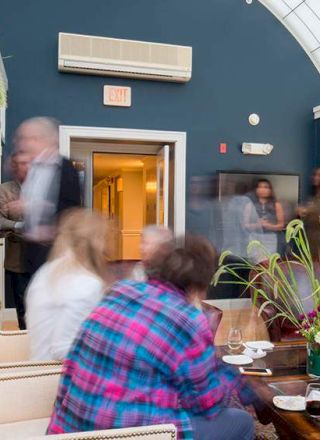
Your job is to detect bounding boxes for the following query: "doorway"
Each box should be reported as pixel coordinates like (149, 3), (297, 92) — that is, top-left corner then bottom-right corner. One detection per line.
(92, 152), (161, 259)
(59, 126), (186, 244)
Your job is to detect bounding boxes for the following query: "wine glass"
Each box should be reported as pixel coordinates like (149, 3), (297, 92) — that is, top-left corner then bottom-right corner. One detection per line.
(306, 383), (320, 418)
(227, 328), (243, 353)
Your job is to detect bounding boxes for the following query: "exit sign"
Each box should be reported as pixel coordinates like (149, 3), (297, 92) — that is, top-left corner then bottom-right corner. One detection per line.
(104, 85), (131, 107)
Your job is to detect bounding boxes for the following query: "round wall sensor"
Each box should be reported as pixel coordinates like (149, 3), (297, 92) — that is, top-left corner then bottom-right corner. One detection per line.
(248, 113), (260, 126)
(246, 0), (253, 4)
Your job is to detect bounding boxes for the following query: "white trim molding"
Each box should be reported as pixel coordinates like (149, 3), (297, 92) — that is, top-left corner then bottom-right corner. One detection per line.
(314, 105), (320, 120)
(59, 125), (186, 237)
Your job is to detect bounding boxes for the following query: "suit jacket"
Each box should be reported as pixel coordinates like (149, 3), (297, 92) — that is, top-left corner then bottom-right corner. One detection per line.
(57, 157), (81, 215)
(24, 156), (81, 274)
(0, 180), (26, 273)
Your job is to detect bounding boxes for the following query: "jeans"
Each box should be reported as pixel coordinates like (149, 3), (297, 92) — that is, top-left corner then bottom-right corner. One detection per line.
(6, 270), (31, 330)
(191, 408), (255, 440)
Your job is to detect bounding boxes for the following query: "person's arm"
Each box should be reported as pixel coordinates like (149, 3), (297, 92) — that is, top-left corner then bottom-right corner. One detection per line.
(261, 202), (285, 232)
(0, 188), (18, 232)
(243, 202), (261, 232)
(174, 316), (254, 419)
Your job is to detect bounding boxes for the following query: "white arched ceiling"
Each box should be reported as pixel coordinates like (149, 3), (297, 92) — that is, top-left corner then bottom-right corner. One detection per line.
(258, 0), (320, 74)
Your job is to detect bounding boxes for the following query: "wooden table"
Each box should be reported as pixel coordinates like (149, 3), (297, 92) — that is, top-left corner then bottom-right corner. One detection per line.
(219, 343), (320, 439)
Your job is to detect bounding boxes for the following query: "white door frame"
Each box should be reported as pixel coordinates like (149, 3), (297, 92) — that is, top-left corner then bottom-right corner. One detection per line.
(59, 125), (186, 237)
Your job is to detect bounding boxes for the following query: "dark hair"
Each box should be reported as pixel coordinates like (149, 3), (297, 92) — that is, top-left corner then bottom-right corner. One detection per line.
(254, 178), (276, 202)
(153, 235), (217, 292)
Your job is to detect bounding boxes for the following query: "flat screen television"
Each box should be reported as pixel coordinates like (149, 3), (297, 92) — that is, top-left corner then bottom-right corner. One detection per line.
(217, 171), (300, 221)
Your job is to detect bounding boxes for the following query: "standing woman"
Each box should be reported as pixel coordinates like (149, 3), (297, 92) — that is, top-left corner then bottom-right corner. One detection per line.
(244, 179), (284, 260)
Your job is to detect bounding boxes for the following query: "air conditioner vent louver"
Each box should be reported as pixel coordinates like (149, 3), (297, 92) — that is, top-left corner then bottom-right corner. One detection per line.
(58, 33), (192, 83)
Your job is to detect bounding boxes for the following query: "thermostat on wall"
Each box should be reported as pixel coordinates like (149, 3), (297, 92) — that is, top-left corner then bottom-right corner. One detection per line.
(242, 143), (274, 155)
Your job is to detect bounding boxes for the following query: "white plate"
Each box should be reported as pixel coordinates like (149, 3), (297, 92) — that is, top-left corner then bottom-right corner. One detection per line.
(242, 347), (267, 359)
(245, 341), (274, 351)
(273, 395), (306, 411)
(222, 355), (253, 365)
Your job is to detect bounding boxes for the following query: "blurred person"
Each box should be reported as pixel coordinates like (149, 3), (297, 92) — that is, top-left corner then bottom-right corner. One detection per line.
(221, 182), (261, 257)
(26, 209), (109, 360)
(217, 183), (262, 298)
(297, 168), (320, 261)
(0, 153), (30, 329)
(244, 179), (284, 261)
(7, 117), (81, 275)
(188, 174), (222, 252)
(47, 235), (254, 440)
(131, 225), (174, 281)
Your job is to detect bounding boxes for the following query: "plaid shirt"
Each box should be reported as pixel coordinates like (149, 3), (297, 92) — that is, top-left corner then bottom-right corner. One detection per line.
(47, 280), (252, 439)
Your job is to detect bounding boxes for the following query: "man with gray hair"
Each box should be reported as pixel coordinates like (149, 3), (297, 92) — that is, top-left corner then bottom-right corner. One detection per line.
(132, 225), (174, 281)
(7, 117), (80, 275)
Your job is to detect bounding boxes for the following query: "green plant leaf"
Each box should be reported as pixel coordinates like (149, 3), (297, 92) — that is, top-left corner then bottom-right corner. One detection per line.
(218, 250), (232, 266)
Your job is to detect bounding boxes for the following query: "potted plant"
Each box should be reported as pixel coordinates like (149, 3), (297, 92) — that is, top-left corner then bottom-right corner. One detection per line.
(213, 219), (320, 377)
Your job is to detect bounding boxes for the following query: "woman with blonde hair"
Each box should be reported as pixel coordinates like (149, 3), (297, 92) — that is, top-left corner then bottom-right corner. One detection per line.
(26, 208), (110, 360)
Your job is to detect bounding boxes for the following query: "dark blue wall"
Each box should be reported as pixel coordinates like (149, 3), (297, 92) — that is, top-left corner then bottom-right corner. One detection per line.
(1, 0), (320, 229)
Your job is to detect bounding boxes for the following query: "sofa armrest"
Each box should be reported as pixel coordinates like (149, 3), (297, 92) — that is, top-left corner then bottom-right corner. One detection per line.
(29, 424), (177, 439)
(0, 368), (62, 424)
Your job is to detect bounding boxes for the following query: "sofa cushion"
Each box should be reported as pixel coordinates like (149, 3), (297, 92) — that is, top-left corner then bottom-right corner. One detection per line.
(0, 417), (49, 440)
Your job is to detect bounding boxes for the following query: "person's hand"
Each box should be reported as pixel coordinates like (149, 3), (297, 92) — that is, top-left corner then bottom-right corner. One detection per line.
(5, 200), (25, 217)
(14, 221), (24, 231)
(261, 219), (272, 229)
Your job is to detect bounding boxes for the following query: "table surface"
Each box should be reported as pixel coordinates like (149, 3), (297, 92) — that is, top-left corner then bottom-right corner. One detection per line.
(218, 342), (320, 440)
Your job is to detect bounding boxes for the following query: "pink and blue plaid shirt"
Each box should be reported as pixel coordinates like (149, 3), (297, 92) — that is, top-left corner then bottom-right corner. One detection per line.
(47, 279), (252, 439)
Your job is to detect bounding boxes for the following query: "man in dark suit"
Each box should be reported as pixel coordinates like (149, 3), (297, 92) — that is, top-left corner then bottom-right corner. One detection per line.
(7, 117), (81, 275)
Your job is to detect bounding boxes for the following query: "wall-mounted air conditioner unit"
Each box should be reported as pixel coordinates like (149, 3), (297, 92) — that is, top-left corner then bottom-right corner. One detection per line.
(58, 32), (192, 83)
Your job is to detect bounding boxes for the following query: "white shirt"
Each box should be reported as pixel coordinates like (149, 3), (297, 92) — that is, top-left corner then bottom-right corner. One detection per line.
(21, 149), (61, 241)
(26, 256), (104, 360)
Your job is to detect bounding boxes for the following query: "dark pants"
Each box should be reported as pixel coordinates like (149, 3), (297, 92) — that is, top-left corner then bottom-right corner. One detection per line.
(6, 270), (31, 330)
(25, 242), (51, 276)
(191, 409), (255, 440)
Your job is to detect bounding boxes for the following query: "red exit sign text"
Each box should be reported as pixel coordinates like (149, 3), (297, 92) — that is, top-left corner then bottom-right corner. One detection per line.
(104, 86), (131, 107)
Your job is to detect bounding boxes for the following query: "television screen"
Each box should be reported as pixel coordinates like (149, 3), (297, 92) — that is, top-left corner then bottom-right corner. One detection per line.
(217, 171), (300, 220)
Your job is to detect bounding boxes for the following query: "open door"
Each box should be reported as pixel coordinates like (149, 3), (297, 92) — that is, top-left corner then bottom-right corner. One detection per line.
(156, 145), (170, 227)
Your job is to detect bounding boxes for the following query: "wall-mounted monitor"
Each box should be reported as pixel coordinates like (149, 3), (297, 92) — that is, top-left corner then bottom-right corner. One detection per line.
(217, 171), (300, 221)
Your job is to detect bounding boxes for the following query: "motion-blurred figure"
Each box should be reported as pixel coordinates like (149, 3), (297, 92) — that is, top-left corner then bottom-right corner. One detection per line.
(298, 168), (320, 261)
(221, 182), (259, 258)
(0, 153), (30, 329)
(244, 179), (284, 261)
(188, 174), (222, 251)
(26, 209), (109, 360)
(131, 225), (174, 281)
(8, 117), (81, 274)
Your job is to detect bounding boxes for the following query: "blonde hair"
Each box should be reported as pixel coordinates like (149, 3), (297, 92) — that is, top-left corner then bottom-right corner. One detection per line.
(49, 208), (111, 280)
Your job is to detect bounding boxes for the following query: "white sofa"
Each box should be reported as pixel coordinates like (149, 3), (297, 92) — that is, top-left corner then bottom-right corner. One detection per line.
(0, 368), (62, 439)
(30, 424), (177, 440)
(0, 359), (62, 375)
(0, 367), (177, 440)
(0, 330), (30, 362)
